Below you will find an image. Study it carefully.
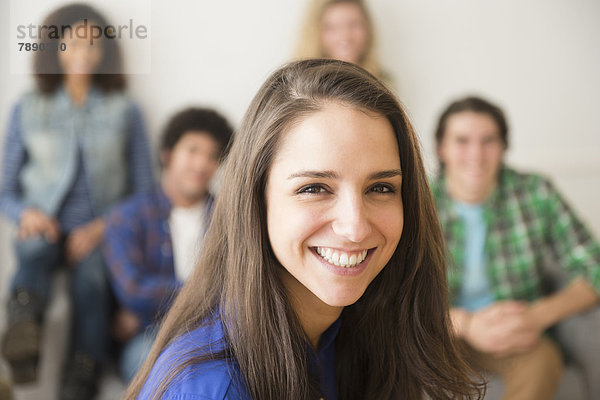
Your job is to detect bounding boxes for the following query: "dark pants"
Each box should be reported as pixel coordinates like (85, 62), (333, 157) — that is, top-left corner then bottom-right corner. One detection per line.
(10, 236), (110, 364)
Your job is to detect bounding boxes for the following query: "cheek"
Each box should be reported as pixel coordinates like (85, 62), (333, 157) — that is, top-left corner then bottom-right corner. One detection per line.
(266, 193), (291, 253)
(91, 47), (103, 64)
(171, 153), (194, 177)
(58, 50), (70, 67)
(374, 203), (404, 246)
(440, 146), (462, 167)
(170, 154), (187, 172)
(493, 147), (505, 161)
(485, 147), (505, 166)
(321, 32), (335, 51)
(389, 210), (404, 242)
(270, 202), (325, 246)
(267, 199), (328, 266)
(205, 160), (220, 175)
(437, 144), (450, 163)
(352, 27), (368, 47)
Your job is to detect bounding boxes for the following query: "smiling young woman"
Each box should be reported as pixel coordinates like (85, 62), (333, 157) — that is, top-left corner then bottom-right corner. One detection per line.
(127, 59), (483, 400)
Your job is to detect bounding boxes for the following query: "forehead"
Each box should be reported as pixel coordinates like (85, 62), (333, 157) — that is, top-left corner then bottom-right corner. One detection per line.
(444, 111), (501, 139)
(322, 2), (365, 20)
(271, 102), (400, 175)
(62, 19), (99, 35)
(176, 130), (221, 148)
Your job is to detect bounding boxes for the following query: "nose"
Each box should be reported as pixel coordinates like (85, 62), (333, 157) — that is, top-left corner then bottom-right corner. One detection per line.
(331, 191), (371, 243)
(193, 153), (213, 171)
(465, 141), (486, 162)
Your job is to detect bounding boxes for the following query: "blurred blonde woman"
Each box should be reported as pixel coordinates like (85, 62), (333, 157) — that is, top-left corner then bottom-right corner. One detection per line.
(296, 0), (391, 84)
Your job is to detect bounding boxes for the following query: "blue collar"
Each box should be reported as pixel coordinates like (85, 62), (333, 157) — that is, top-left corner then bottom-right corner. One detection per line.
(317, 317), (342, 351)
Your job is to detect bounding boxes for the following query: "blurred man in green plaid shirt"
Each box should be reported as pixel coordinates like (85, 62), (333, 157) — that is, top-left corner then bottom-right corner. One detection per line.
(430, 96), (600, 400)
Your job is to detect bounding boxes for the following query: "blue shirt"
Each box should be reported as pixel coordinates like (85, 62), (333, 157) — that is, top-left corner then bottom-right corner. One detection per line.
(103, 186), (214, 329)
(454, 201), (494, 311)
(138, 314), (341, 400)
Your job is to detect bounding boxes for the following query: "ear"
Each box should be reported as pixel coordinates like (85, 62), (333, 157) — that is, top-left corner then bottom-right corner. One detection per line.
(436, 143), (446, 164)
(160, 149), (171, 168)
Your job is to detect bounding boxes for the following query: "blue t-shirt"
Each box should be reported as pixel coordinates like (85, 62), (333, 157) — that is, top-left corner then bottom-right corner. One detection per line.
(454, 201), (494, 311)
(138, 314), (341, 399)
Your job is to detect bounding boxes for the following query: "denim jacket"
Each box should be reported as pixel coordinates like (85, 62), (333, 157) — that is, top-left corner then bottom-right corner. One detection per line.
(17, 87), (144, 216)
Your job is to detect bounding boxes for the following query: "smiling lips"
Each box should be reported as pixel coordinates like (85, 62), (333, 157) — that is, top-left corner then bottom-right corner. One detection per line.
(315, 247), (368, 268)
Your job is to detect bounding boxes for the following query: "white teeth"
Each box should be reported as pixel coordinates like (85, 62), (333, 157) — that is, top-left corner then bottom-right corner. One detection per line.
(349, 254), (357, 265)
(315, 247), (369, 268)
(339, 254), (348, 267)
(331, 252), (340, 266)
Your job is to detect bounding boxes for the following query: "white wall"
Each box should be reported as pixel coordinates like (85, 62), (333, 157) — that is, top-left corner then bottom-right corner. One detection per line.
(1, 0), (599, 271)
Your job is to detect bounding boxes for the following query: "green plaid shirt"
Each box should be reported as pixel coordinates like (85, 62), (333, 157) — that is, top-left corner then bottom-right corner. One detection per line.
(430, 167), (600, 305)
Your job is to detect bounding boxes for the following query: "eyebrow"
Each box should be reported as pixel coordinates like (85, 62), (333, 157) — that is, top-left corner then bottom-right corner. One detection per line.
(369, 169), (403, 179)
(287, 169), (402, 180)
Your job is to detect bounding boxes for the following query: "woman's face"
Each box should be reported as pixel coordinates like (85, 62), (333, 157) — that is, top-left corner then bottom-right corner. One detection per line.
(266, 102), (403, 309)
(58, 20), (104, 75)
(320, 2), (369, 64)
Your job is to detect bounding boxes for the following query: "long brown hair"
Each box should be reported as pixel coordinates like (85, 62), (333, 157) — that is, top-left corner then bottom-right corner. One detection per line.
(127, 59), (483, 399)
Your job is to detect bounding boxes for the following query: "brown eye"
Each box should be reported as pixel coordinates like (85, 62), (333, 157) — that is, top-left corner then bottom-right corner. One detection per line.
(297, 184), (328, 194)
(369, 183), (394, 194)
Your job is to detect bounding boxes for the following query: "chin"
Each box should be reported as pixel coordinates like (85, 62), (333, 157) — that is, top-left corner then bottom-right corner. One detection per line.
(335, 54), (359, 64)
(183, 186), (208, 198)
(317, 288), (365, 308)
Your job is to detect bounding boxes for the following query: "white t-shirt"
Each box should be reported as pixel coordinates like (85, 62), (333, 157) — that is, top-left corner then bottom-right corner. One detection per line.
(169, 199), (208, 281)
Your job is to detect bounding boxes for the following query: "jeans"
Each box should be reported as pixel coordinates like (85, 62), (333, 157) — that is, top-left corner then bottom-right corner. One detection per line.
(10, 236), (111, 364)
(119, 326), (157, 383)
